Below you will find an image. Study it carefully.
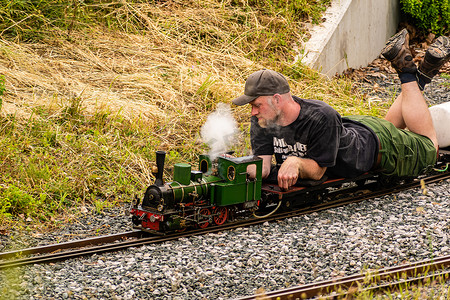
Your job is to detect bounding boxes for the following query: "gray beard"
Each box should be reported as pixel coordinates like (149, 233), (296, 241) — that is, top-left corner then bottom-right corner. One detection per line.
(258, 115), (280, 129)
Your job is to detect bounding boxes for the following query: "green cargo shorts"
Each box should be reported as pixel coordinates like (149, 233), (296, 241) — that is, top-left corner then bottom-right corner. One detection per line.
(346, 115), (437, 177)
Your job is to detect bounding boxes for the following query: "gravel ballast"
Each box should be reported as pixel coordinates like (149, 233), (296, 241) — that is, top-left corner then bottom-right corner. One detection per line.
(1, 70), (450, 299)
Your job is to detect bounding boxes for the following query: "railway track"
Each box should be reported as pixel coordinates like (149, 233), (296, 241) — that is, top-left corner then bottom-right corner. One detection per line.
(0, 230), (144, 260)
(1, 172), (449, 270)
(236, 255), (450, 299)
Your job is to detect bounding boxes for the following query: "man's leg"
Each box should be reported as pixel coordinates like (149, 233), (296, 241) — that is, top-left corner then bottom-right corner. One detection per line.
(384, 82), (438, 150)
(384, 93), (405, 129)
(381, 29), (450, 151)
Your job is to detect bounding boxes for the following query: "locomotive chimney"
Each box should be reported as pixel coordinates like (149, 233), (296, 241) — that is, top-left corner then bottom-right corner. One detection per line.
(154, 150), (166, 186)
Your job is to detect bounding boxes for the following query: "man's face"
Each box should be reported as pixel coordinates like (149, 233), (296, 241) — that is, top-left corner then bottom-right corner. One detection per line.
(250, 96), (280, 128)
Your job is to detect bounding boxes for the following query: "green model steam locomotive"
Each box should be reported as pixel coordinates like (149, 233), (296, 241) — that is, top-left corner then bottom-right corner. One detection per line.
(130, 151), (264, 232)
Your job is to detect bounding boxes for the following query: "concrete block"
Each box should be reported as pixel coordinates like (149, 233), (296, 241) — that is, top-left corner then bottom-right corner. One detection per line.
(299, 0), (400, 76)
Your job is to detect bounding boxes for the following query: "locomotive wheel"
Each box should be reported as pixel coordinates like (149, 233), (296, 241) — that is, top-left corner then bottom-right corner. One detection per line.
(213, 207), (228, 225)
(198, 208), (211, 228)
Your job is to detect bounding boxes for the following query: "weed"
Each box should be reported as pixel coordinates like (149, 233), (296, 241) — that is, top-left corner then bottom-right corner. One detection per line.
(440, 73), (450, 87)
(61, 97), (85, 121)
(92, 197), (116, 214)
(349, 266), (450, 299)
(0, 185), (44, 218)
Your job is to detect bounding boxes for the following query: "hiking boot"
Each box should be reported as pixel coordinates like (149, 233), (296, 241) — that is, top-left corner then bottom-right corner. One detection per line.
(418, 35), (450, 81)
(381, 28), (417, 74)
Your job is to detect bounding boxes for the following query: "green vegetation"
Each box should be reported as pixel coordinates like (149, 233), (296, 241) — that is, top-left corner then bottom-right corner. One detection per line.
(400, 0), (450, 35)
(349, 268), (450, 299)
(0, 102), (152, 221)
(0, 0), (144, 39)
(232, 0), (331, 23)
(0, 0), (386, 226)
(441, 73), (450, 87)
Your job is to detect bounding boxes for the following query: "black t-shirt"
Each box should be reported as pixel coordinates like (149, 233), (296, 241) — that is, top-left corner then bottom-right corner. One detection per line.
(250, 96), (379, 178)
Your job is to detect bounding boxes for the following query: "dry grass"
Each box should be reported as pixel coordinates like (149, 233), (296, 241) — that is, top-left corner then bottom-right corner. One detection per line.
(0, 0), (306, 118)
(0, 30), (250, 119)
(0, 0), (358, 135)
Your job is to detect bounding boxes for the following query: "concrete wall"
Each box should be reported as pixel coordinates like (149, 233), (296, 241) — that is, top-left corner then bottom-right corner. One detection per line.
(300, 0), (400, 76)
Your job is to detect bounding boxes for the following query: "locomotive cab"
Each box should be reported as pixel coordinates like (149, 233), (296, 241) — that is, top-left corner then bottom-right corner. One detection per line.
(211, 156), (262, 207)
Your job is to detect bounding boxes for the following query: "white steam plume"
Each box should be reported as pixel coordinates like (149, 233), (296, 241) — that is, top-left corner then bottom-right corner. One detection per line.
(200, 103), (238, 160)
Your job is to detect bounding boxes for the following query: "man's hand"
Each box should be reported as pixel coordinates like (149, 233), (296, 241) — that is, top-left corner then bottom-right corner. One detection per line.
(246, 164), (256, 179)
(277, 156), (302, 190)
(278, 156), (327, 190)
(247, 155), (272, 179)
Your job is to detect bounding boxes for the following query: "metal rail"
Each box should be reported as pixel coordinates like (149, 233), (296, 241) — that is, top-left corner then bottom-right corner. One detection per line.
(1, 172), (449, 270)
(235, 255), (450, 299)
(0, 230), (144, 260)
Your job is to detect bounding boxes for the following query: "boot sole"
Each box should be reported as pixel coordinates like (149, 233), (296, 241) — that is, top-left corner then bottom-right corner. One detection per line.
(425, 36), (450, 63)
(381, 29), (408, 61)
(419, 36), (450, 80)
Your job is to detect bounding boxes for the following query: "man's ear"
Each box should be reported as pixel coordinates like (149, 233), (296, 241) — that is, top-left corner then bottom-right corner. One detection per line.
(273, 93), (281, 104)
